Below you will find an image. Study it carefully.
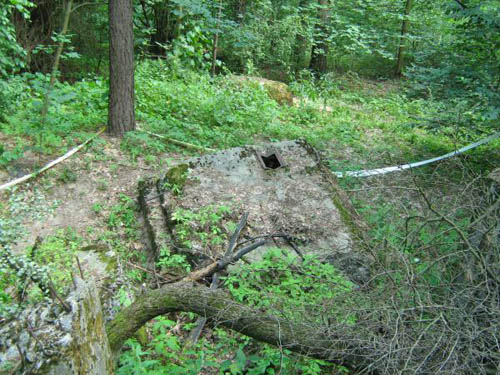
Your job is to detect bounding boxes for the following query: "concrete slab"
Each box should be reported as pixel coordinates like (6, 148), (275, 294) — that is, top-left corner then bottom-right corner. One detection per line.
(139, 140), (372, 283)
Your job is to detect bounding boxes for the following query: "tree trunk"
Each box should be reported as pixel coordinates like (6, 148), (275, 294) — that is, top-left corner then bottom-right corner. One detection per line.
(309, 0), (329, 74)
(149, 1), (172, 57)
(108, 0), (135, 136)
(211, 0), (223, 77)
(395, 0), (413, 77)
(106, 281), (381, 373)
(41, 0), (73, 121)
(293, 0), (310, 72)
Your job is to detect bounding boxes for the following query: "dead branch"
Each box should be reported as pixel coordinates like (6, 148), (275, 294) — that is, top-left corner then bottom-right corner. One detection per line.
(188, 213), (249, 343)
(138, 129), (216, 153)
(180, 239), (268, 283)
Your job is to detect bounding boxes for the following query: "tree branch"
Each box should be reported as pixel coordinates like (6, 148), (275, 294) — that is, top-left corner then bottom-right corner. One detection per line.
(452, 0), (467, 9)
(106, 281), (380, 373)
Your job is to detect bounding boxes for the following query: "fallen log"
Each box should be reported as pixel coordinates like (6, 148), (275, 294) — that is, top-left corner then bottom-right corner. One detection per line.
(106, 281), (380, 373)
(138, 129), (216, 153)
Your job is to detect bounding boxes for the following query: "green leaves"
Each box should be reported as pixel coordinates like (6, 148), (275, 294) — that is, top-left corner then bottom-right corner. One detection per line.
(0, 0), (32, 78)
(224, 248), (354, 324)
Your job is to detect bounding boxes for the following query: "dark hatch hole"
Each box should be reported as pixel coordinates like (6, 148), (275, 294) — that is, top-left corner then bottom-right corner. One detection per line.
(257, 150), (285, 170)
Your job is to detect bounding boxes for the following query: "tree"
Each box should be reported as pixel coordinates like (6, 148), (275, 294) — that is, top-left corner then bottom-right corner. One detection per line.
(309, 0), (330, 73)
(107, 281), (376, 373)
(395, 0), (413, 76)
(108, 0), (135, 136)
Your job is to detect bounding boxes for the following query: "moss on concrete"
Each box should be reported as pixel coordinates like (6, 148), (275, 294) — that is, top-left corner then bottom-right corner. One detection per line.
(164, 164), (189, 195)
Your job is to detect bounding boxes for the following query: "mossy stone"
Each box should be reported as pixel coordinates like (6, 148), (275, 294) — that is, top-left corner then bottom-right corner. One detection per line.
(164, 164), (189, 195)
(231, 76), (294, 105)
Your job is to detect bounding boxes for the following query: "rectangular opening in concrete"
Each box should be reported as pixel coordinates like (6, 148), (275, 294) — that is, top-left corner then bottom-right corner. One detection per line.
(257, 150), (285, 170)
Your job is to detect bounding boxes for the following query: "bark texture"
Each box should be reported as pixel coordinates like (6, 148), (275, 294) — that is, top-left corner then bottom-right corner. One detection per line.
(309, 0), (330, 73)
(395, 0), (413, 77)
(106, 282), (381, 374)
(108, 0), (135, 136)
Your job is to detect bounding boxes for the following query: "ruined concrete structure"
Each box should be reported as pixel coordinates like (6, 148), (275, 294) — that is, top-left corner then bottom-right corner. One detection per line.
(0, 141), (373, 374)
(0, 278), (113, 374)
(140, 140), (372, 283)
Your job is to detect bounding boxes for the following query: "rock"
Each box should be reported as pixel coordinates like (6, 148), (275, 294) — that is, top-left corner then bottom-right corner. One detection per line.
(0, 278), (114, 375)
(231, 76), (294, 105)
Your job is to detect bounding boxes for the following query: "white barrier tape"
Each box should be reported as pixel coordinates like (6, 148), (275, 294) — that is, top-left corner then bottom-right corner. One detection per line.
(334, 132), (500, 178)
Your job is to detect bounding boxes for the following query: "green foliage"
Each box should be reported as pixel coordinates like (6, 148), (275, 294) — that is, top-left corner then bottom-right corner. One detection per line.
(406, 0), (500, 133)
(168, 22), (212, 72)
(57, 166), (77, 183)
(0, 74), (30, 123)
(0, 140), (25, 167)
(0, 0), (32, 77)
(107, 194), (140, 241)
(171, 204), (231, 249)
(117, 317), (213, 375)
(1, 73), (106, 157)
(121, 131), (167, 161)
(132, 60), (498, 174)
(0, 227), (81, 318)
(224, 249), (355, 324)
(117, 251), (351, 374)
(26, 228), (82, 298)
(134, 60), (279, 152)
(157, 246), (191, 273)
(0, 186), (59, 245)
(0, 0), (31, 122)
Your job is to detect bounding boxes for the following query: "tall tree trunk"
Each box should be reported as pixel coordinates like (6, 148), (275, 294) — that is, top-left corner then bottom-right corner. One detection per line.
(293, 0), (310, 72)
(309, 0), (329, 74)
(149, 1), (172, 57)
(395, 0), (413, 77)
(108, 0), (135, 136)
(211, 0), (223, 76)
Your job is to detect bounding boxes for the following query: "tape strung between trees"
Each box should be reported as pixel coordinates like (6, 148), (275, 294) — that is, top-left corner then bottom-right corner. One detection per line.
(1, 129), (497, 191)
(333, 132), (500, 178)
(0, 128), (105, 191)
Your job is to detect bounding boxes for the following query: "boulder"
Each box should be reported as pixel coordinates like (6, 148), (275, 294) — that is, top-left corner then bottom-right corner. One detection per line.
(231, 76), (294, 105)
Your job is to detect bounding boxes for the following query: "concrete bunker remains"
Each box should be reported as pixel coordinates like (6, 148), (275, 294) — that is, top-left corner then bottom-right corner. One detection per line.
(139, 140), (372, 284)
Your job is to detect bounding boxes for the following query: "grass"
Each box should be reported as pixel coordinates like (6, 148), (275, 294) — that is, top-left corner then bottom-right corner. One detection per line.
(1, 60), (497, 172)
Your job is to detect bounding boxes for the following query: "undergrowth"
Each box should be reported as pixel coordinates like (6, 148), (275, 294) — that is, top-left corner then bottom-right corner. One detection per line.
(1, 60), (498, 173)
(1, 60), (498, 375)
(118, 249), (351, 375)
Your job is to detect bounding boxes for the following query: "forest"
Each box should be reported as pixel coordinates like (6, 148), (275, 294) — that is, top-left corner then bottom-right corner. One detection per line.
(0, 0), (499, 374)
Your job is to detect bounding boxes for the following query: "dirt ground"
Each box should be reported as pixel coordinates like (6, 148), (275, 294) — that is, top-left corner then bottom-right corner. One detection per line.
(1, 135), (185, 254)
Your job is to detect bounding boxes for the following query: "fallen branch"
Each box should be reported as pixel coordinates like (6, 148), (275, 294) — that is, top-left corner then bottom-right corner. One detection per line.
(138, 129), (216, 153)
(234, 233), (304, 259)
(106, 281), (377, 373)
(180, 239), (268, 283)
(188, 212), (249, 343)
(0, 127), (105, 191)
(188, 273), (219, 343)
